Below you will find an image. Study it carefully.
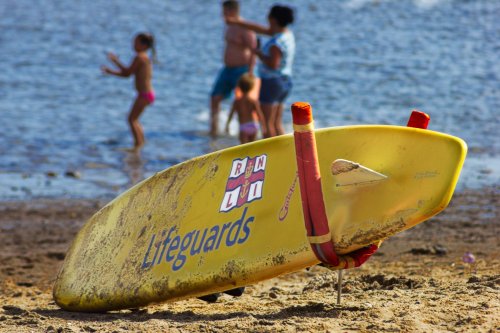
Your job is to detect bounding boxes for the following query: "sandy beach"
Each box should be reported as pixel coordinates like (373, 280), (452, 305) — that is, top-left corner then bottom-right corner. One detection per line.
(1, 0), (498, 332)
(0, 187), (498, 333)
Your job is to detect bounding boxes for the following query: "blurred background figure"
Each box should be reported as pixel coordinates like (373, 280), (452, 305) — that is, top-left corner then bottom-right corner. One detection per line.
(210, 0), (257, 137)
(225, 73), (267, 143)
(102, 33), (156, 151)
(227, 5), (295, 138)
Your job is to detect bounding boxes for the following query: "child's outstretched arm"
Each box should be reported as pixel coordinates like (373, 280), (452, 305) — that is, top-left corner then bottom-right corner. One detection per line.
(101, 55), (140, 77)
(108, 53), (127, 71)
(225, 102), (237, 134)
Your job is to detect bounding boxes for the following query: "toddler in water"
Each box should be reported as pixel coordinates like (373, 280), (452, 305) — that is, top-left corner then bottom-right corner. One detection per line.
(101, 33), (156, 151)
(225, 74), (267, 143)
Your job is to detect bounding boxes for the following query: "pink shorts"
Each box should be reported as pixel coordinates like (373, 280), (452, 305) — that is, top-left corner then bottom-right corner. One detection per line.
(139, 91), (155, 104)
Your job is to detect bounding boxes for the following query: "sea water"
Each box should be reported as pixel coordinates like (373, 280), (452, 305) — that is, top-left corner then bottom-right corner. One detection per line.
(0, 0), (498, 200)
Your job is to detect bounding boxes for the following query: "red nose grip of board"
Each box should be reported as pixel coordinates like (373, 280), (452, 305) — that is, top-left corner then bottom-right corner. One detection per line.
(291, 102), (380, 269)
(291, 101), (313, 125)
(407, 110), (430, 129)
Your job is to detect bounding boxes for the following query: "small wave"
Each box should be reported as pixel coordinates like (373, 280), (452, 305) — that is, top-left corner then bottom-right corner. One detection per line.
(413, 0), (443, 10)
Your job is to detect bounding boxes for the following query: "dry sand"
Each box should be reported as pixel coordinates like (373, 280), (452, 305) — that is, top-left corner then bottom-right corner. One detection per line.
(0, 188), (498, 333)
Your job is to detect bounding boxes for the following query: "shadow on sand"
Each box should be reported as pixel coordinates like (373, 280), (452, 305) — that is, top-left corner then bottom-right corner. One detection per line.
(33, 302), (367, 323)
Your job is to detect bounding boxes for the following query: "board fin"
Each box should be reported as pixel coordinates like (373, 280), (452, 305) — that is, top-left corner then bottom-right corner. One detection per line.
(331, 159), (387, 187)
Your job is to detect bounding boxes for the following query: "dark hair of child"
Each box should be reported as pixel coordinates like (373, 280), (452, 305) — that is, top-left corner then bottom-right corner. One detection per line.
(223, 0), (239, 11)
(137, 33), (157, 64)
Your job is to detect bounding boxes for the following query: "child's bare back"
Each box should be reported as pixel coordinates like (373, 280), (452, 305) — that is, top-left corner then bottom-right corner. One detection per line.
(226, 73), (266, 144)
(233, 96), (259, 125)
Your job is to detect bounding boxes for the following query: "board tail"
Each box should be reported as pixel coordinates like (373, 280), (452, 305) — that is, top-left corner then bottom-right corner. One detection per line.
(291, 102), (381, 270)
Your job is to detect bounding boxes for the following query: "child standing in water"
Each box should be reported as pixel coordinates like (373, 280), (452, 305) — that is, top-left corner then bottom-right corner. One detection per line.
(101, 33), (155, 151)
(225, 73), (267, 143)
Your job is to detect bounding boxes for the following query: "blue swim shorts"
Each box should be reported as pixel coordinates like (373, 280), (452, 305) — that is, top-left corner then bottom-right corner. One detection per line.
(211, 66), (249, 99)
(259, 76), (293, 105)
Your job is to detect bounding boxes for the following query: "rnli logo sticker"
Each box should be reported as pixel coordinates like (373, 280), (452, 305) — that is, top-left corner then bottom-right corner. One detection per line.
(220, 155), (267, 212)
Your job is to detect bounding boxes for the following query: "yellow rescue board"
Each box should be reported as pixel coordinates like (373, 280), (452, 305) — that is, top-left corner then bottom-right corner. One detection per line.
(53, 125), (466, 311)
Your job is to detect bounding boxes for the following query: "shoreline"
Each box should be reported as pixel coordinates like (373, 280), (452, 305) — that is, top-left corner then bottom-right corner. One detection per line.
(0, 187), (498, 332)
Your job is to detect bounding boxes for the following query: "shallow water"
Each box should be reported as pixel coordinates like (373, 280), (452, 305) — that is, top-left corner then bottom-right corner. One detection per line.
(0, 0), (498, 200)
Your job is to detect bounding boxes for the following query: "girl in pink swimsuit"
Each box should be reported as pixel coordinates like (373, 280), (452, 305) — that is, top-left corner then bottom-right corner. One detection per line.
(102, 33), (156, 151)
(225, 74), (267, 144)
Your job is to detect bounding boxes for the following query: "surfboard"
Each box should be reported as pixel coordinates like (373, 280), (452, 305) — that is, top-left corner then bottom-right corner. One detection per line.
(53, 108), (466, 312)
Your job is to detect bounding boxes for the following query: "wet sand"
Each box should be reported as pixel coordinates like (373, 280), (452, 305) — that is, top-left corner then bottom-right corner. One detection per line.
(0, 188), (498, 333)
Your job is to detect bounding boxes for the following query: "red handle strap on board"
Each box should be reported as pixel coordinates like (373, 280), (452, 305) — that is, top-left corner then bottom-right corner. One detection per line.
(291, 102), (380, 270)
(321, 241), (382, 270)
